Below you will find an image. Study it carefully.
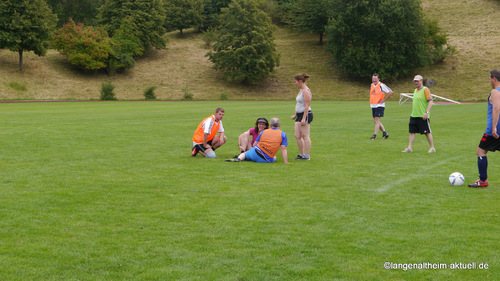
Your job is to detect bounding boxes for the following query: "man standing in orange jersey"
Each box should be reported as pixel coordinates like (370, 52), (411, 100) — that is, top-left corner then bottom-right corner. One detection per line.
(369, 73), (393, 140)
(225, 117), (290, 164)
(192, 107), (227, 158)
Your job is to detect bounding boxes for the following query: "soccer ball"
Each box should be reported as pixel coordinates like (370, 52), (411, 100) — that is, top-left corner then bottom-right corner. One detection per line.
(449, 172), (465, 186)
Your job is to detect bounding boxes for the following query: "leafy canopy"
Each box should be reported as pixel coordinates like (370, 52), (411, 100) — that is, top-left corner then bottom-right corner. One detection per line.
(207, 0), (280, 84)
(164, 0), (204, 35)
(0, 0), (57, 70)
(52, 19), (112, 70)
(98, 0), (167, 51)
(281, 0), (331, 44)
(326, 0), (452, 79)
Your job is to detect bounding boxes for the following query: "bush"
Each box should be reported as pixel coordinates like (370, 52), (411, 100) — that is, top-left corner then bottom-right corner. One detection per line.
(144, 86), (157, 100)
(219, 93), (228, 100)
(182, 85), (193, 100)
(53, 19), (112, 71)
(9, 82), (27, 91)
(100, 82), (117, 100)
(201, 27), (218, 48)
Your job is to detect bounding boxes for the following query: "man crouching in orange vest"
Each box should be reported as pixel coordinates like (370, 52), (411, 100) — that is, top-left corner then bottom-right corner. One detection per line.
(192, 107), (227, 158)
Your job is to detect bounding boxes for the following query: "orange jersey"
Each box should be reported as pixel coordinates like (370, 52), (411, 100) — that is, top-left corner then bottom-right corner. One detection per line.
(370, 82), (386, 104)
(256, 128), (287, 158)
(192, 115), (224, 143)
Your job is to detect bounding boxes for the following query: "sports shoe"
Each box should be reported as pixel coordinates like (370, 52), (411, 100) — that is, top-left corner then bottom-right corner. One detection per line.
(294, 155), (305, 160)
(468, 179), (488, 188)
(402, 147), (413, 153)
(191, 147), (198, 157)
(369, 135), (377, 140)
(225, 158), (241, 162)
(428, 147), (436, 153)
(382, 132), (389, 139)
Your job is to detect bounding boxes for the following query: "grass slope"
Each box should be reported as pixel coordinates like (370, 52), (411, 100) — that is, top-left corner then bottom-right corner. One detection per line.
(0, 101), (498, 280)
(1, 0), (500, 101)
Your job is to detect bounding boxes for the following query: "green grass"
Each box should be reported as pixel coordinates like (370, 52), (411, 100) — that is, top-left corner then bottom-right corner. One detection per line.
(0, 101), (498, 280)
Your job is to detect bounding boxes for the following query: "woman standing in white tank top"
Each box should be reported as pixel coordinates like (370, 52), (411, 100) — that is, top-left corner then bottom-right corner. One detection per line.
(291, 73), (313, 160)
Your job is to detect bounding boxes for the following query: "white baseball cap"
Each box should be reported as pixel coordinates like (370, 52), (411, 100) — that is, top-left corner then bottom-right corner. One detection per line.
(413, 75), (423, 81)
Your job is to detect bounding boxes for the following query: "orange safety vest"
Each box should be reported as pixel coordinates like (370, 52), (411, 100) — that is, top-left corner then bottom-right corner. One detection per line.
(192, 115), (221, 143)
(257, 129), (283, 158)
(370, 83), (385, 104)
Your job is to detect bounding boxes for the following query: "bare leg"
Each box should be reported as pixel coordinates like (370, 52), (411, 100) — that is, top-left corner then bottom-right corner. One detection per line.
(408, 133), (416, 149)
(294, 122), (304, 155)
(426, 133), (434, 149)
(238, 132), (251, 152)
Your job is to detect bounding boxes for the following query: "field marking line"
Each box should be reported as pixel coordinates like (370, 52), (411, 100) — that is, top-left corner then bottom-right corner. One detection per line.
(375, 155), (464, 192)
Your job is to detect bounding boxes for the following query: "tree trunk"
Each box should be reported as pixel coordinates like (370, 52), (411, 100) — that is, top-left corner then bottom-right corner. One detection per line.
(18, 49), (23, 71)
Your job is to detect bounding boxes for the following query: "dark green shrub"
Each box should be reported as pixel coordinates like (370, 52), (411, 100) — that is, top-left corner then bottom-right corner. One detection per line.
(100, 82), (117, 100)
(144, 86), (157, 100)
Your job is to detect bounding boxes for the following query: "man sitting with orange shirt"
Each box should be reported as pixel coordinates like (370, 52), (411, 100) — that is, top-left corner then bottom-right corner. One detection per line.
(226, 117), (289, 164)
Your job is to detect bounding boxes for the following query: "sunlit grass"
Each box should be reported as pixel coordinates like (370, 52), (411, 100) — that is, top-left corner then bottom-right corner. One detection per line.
(0, 101), (498, 280)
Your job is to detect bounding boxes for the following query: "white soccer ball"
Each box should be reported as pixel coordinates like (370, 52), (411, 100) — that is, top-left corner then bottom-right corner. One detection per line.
(449, 172), (465, 186)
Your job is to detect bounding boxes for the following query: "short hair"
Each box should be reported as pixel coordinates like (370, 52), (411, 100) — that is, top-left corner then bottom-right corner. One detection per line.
(294, 73), (310, 83)
(270, 117), (280, 127)
(490, 69), (500, 81)
(215, 107), (225, 113)
(372, 73), (380, 79)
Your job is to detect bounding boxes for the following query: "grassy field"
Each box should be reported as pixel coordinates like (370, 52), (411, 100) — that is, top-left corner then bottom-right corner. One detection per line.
(1, 0), (500, 101)
(0, 101), (498, 280)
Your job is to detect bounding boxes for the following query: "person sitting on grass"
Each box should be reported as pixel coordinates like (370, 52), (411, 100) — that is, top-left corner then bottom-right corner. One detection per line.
(233, 117), (269, 158)
(226, 117), (289, 164)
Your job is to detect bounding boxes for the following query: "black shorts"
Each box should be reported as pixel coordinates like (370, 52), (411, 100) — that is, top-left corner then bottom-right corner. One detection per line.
(478, 134), (500, 152)
(409, 116), (431, 134)
(372, 107), (385, 118)
(295, 111), (313, 124)
(193, 140), (213, 152)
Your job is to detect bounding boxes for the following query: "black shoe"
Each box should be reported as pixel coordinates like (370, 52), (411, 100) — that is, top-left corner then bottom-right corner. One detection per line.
(382, 132), (389, 139)
(369, 135), (376, 140)
(294, 155), (305, 160)
(191, 147), (198, 157)
(233, 151), (244, 158)
(225, 158), (241, 162)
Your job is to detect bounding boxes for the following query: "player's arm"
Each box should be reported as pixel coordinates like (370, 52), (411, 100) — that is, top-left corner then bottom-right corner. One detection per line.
(280, 145), (290, 164)
(218, 132), (226, 145)
(491, 88), (500, 138)
(203, 133), (210, 149)
(423, 88), (433, 120)
(380, 89), (393, 103)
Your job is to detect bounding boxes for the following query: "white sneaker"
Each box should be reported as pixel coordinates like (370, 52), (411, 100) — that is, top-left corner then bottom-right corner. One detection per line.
(402, 147), (413, 153)
(428, 148), (436, 153)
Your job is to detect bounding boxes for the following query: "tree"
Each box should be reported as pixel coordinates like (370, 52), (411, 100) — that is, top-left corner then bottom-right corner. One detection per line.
(52, 19), (112, 70)
(0, 0), (57, 71)
(326, 0), (452, 79)
(98, 0), (167, 51)
(200, 0), (231, 30)
(282, 0), (330, 44)
(164, 0), (204, 36)
(46, 0), (104, 27)
(207, 0), (280, 84)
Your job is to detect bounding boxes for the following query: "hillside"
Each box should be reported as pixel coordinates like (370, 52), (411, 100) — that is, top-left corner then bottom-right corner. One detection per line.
(1, 0), (499, 101)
